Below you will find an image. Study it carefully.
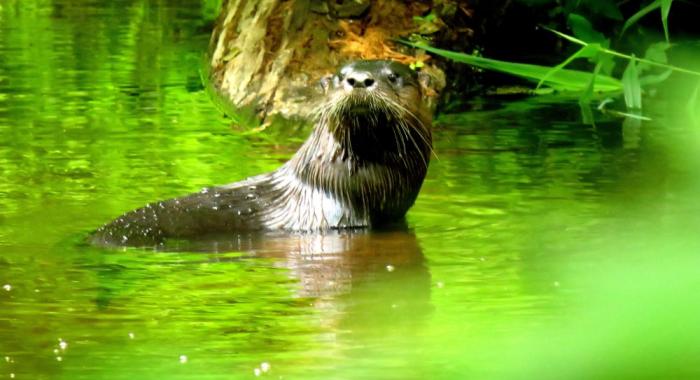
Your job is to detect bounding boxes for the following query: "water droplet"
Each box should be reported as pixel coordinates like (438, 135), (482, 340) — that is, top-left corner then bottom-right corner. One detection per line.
(436, 281), (444, 288)
(260, 362), (271, 372)
(59, 339), (68, 350)
(553, 281), (560, 287)
(253, 368), (262, 377)
(212, 206), (219, 211)
(53, 349), (59, 354)
(56, 356), (62, 362)
(200, 188), (209, 194)
(10, 373), (15, 379)
(128, 332), (135, 339)
(2, 284), (11, 291)
(179, 355), (188, 364)
(4, 356), (10, 362)
(386, 265), (395, 272)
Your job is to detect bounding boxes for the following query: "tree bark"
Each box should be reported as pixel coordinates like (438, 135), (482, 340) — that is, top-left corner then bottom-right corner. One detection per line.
(208, 0), (452, 126)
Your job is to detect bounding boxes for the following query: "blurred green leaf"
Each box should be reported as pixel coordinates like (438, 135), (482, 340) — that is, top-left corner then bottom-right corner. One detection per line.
(641, 42), (670, 69)
(536, 44), (600, 90)
(621, 0), (673, 39)
(401, 41), (622, 93)
(661, 0), (673, 42)
(622, 0), (660, 35)
(622, 58), (642, 110)
(578, 61), (601, 125)
(568, 13), (608, 45)
(639, 69), (673, 86)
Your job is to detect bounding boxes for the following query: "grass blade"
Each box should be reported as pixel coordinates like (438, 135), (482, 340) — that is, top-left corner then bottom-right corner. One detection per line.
(622, 58), (642, 110)
(401, 42), (622, 93)
(661, 0), (673, 42)
(622, 0), (661, 35)
(536, 44), (600, 90)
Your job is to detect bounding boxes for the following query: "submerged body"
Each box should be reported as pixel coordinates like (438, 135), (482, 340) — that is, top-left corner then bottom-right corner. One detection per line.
(92, 60), (433, 246)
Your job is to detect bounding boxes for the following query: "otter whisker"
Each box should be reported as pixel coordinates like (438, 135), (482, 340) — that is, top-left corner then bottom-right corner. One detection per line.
(378, 94), (436, 162)
(368, 91), (429, 166)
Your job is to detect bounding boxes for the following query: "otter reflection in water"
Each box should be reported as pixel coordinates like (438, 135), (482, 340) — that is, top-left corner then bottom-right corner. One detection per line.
(92, 60), (432, 247)
(88, 229), (432, 360)
(160, 227), (431, 301)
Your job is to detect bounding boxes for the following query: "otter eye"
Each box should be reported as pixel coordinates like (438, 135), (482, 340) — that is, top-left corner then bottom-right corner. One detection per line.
(387, 72), (399, 83)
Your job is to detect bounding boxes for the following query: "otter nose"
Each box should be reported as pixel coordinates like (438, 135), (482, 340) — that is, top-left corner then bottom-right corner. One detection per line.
(345, 72), (375, 89)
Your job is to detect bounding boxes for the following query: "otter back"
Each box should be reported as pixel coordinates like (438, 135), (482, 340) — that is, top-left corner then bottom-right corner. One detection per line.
(92, 60), (432, 247)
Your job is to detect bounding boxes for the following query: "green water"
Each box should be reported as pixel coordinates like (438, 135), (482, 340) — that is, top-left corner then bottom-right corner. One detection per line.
(2, 1), (700, 379)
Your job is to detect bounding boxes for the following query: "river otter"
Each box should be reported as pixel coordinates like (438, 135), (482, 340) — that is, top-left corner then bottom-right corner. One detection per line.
(92, 60), (433, 246)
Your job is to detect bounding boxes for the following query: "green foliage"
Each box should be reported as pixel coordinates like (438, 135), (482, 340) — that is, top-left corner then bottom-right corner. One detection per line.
(201, 0), (223, 21)
(621, 0), (674, 42)
(402, 41), (622, 92)
(622, 59), (642, 109)
(410, 0), (700, 124)
(567, 13), (608, 46)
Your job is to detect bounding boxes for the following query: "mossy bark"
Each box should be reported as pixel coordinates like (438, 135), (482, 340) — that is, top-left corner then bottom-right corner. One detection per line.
(207, 0), (494, 125)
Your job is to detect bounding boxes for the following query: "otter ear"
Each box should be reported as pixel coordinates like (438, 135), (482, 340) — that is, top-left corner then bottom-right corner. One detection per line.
(319, 74), (334, 94)
(416, 68), (445, 99)
(418, 71), (432, 91)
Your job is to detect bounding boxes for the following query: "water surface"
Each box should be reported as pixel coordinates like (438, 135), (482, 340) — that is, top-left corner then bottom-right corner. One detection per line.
(1, 1), (700, 379)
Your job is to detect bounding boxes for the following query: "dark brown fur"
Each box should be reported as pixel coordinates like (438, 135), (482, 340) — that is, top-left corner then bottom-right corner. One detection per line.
(92, 60), (432, 247)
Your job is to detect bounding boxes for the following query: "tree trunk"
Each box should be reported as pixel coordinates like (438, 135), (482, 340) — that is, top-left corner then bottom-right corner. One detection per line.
(208, 0), (452, 126)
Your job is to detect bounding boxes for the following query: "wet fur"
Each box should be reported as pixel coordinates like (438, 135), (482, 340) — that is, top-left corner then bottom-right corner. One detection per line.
(92, 60), (432, 246)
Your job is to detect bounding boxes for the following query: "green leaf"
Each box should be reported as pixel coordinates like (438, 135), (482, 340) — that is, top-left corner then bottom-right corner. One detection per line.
(622, 58), (642, 110)
(401, 41), (622, 93)
(568, 13), (608, 45)
(661, 0), (673, 42)
(622, 0), (661, 35)
(643, 42), (670, 65)
(581, 61), (602, 104)
(639, 69), (673, 86)
(536, 44), (600, 90)
(578, 62), (602, 125)
(598, 51), (616, 77)
(541, 26), (700, 78)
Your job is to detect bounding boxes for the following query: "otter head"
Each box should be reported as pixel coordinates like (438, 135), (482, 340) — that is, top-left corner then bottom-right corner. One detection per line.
(317, 60), (432, 166)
